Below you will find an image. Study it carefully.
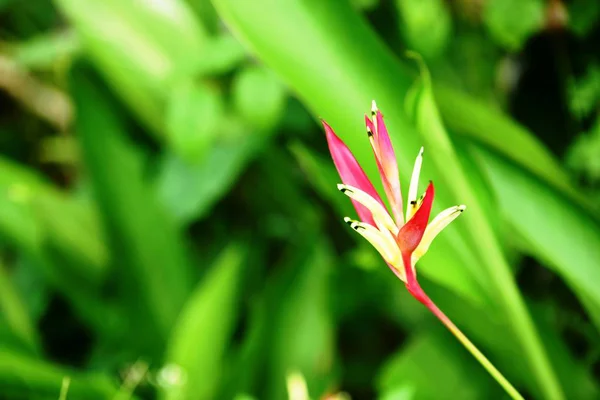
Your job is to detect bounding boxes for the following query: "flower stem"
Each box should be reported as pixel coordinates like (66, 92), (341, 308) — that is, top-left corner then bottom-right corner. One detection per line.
(411, 282), (524, 400)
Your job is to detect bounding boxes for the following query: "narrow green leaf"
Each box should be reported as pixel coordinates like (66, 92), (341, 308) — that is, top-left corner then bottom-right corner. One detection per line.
(56, 0), (208, 135)
(157, 118), (275, 225)
(0, 260), (40, 355)
(161, 244), (244, 400)
(473, 147), (600, 332)
(0, 347), (120, 399)
(423, 282), (600, 400)
(406, 60), (563, 399)
(482, 0), (545, 50)
(233, 65), (286, 132)
(377, 329), (500, 399)
(266, 240), (335, 399)
(0, 156), (108, 286)
(10, 30), (80, 70)
(71, 64), (192, 356)
(166, 80), (223, 162)
(434, 85), (580, 203)
(194, 35), (247, 76)
(396, 0), (451, 59)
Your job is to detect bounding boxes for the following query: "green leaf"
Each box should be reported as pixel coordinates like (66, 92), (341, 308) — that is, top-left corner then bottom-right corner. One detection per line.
(55, 0), (208, 135)
(473, 146), (600, 332)
(0, 157), (108, 286)
(10, 31), (80, 70)
(434, 85), (576, 199)
(483, 0), (545, 50)
(233, 65), (287, 132)
(396, 0), (452, 59)
(0, 347), (120, 399)
(377, 329), (500, 399)
(567, 0), (600, 37)
(161, 244), (244, 400)
(166, 80), (223, 162)
(0, 260), (40, 355)
(422, 282), (600, 399)
(157, 118), (275, 225)
(266, 239), (335, 399)
(194, 35), (247, 76)
(71, 64), (192, 357)
(406, 59), (563, 399)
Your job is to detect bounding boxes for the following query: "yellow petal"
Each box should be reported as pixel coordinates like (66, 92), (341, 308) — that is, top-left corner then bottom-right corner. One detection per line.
(344, 217), (405, 281)
(412, 205), (466, 264)
(338, 184), (398, 235)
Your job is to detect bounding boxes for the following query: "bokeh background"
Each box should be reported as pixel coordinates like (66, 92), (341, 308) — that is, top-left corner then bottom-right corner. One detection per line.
(0, 0), (599, 399)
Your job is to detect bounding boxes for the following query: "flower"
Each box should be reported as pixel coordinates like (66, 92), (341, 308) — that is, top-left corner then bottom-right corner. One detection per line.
(322, 101), (524, 400)
(323, 101), (465, 300)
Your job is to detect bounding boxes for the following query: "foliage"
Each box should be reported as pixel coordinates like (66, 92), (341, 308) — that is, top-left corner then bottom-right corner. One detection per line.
(0, 0), (599, 399)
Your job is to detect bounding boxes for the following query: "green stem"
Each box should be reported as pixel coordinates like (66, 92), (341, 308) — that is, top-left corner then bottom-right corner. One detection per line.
(409, 62), (564, 399)
(403, 253), (523, 399)
(422, 288), (523, 400)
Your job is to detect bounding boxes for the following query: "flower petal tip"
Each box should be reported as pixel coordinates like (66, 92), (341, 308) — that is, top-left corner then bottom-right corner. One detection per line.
(336, 183), (349, 192)
(343, 217), (360, 230)
(458, 205), (466, 212)
(371, 100), (378, 114)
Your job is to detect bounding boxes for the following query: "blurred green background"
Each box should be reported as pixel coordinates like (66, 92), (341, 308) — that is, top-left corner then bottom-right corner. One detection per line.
(0, 0), (599, 399)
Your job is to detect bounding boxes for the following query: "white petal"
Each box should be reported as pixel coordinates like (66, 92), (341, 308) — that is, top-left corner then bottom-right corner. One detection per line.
(344, 217), (405, 280)
(412, 205), (466, 264)
(338, 184), (399, 235)
(286, 372), (309, 400)
(406, 147), (424, 221)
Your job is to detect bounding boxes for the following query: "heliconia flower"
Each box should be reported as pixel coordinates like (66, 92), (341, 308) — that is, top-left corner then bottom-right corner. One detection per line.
(323, 101), (465, 297)
(322, 101), (524, 400)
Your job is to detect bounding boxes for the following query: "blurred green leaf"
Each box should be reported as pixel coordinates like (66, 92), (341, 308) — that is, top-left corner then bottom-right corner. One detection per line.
(289, 141), (355, 219)
(233, 65), (287, 132)
(166, 80), (223, 162)
(157, 118), (275, 225)
(9, 30), (80, 70)
(55, 0), (208, 135)
(0, 347), (120, 399)
(567, 0), (600, 37)
(266, 239), (335, 399)
(0, 260), (40, 355)
(483, 0), (545, 51)
(378, 386), (415, 400)
(434, 85), (576, 199)
(567, 118), (600, 182)
(405, 57), (563, 399)
(567, 64), (600, 120)
(423, 282), (600, 399)
(351, 0), (379, 11)
(396, 0), (451, 59)
(161, 244), (244, 400)
(184, 0), (219, 33)
(474, 147), (600, 332)
(0, 157), (108, 285)
(377, 329), (500, 399)
(195, 34), (247, 76)
(71, 64), (193, 357)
